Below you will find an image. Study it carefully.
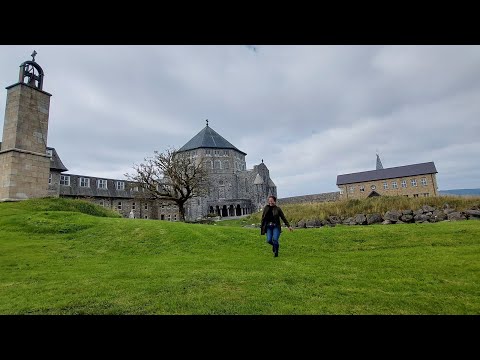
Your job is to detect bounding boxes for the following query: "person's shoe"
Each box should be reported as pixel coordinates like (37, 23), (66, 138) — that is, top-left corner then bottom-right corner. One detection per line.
(273, 244), (279, 257)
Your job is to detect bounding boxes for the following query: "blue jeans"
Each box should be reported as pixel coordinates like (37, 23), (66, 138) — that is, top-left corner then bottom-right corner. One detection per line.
(266, 225), (280, 246)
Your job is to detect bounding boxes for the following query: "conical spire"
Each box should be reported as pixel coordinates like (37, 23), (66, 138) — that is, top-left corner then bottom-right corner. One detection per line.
(376, 153), (384, 170)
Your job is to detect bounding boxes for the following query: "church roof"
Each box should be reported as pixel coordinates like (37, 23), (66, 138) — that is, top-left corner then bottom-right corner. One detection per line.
(178, 125), (246, 155)
(336, 162), (437, 186)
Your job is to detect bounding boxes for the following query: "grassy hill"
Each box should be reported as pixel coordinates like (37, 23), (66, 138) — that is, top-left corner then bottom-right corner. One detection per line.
(1, 198), (479, 314)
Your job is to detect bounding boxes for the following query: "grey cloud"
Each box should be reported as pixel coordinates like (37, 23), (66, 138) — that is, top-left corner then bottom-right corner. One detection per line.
(1, 45), (479, 197)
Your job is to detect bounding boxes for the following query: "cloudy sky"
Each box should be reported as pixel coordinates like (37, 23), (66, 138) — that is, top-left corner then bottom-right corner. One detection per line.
(1, 45), (479, 197)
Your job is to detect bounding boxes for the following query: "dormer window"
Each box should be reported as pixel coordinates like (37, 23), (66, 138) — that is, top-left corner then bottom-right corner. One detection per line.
(46, 149), (53, 159)
(116, 181), (125, 190)
(97, 179), (108, 189)
(80, 177), (90, 188)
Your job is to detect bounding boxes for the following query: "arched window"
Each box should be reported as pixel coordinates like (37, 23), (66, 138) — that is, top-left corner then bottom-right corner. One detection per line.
(224, 161), (229, 169)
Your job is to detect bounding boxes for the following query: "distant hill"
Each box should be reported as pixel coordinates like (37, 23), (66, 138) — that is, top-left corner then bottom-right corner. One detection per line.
(439, 188), (480, 196)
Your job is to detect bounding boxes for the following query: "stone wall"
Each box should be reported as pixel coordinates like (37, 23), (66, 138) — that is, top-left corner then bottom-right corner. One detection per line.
(291, 204), (480, 228)
(278, 191), (340, 205)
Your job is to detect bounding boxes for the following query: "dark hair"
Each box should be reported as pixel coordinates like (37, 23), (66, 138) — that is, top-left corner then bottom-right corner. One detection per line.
(268, 195), (277, 202)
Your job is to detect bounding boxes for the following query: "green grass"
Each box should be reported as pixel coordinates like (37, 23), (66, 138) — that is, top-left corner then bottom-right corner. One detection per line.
(1, 198), (479, 314)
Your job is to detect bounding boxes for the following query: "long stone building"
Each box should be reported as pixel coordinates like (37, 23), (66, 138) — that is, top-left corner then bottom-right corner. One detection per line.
(336, 154), (438, 200)
(0, 54), (277, 221)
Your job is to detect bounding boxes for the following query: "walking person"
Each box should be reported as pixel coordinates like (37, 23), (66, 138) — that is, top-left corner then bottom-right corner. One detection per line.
(260, 195), (293, 257)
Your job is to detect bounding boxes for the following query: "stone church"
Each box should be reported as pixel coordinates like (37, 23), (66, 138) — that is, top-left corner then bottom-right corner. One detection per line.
(0, 54), (277, 221)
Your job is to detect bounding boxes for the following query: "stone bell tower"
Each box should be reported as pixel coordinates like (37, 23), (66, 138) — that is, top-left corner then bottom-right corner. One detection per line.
(0, 51), (52, 201)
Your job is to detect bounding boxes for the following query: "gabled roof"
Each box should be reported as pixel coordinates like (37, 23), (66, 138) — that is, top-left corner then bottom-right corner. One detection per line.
(253, 174), (264, 185)
(336, 162), (437, 186)
(178, 125), (246, 155)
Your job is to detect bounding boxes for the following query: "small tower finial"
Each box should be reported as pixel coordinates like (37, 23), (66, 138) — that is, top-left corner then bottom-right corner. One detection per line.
(376, 153), (384, 170)
(206, 119), (209, 127)
(262, 159), (264, 163)
(31, 50), (37, 62)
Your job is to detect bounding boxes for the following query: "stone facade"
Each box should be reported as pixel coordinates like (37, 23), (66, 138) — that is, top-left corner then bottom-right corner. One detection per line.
(278, 192), (340, 205)
(0, 69), (52, 200)
(338, 173), (438, 200)
(337, 160), (439, 200)
(0, 56), (278, 221)
(339, 174), (438, 200)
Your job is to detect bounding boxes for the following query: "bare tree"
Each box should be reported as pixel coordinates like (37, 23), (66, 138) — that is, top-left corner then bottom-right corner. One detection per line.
(125, 148), (210, 221)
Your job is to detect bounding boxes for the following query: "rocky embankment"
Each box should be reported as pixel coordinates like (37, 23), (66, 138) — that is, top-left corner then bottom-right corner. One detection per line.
(292, 204), (480, 228)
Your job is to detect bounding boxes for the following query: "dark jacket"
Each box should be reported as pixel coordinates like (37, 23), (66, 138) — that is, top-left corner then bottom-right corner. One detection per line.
(260, 205), (291, 235)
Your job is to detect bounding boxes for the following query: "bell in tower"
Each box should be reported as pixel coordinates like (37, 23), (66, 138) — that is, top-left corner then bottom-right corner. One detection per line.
(18, 50), (44, 90)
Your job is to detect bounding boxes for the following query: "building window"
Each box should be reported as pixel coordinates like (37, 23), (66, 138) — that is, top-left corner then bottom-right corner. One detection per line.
(116, 181), (125, 190)
(349, 186), (354, 193)
(48, 173), (52, 185)
(168, 215), (171, 221)
(421, 177), (427, 186)
(97, 179), (107, 189)
(359, 185), (365, 192)
(411, 179), (417, 187)
(401, 180), (407, 188)
(339, 188), (344, 195)
(423, 193), (429, 197)
(132, 186), (139, 192)
(206, 149), (212, 156)
(144, 204), (148, 210)
(224, 161), (229, 169)
(60, 175), (70, 186)
(371, 185), (376, 190)
(117, 201), (122, 210)
(80, 177), (90, 188)
(392, 181), (398, 189)
(214, 150), (220, 156)
(214, 160), (221, 169)
(99, 200), (105, 207)
(144, 215), (148, 219)
(383, 182), (388, 190)
(174, 214), (177, 221)
(46, 149), (53, 159)
(413, 194), (419, 198)
(132, 202), (136, 210)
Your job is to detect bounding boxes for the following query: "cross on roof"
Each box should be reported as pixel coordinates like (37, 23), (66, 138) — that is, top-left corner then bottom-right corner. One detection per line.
(31, 50), (37, 62)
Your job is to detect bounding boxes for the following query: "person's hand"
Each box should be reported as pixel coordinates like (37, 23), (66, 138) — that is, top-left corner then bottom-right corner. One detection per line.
(288, 226), (293, 232)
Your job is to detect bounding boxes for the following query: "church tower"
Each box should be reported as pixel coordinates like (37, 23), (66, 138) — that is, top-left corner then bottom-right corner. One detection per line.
(0, 51), (52, 200)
